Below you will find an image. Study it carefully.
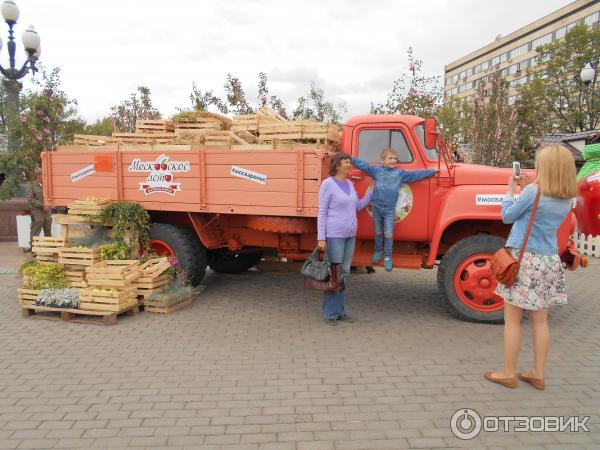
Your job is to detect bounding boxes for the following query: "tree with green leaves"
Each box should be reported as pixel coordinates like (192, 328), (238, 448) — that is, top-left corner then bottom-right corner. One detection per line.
(371, 47), (443, 117)
(84, 117), (114, 136)
(0, 66), (84, 200)
(110, 86), (161, 133)
(223, 73), (253, 115)
(257, 72), (288, 119)
(531, 23), (600, 132)
(188, 82), (228, 114)
(469, 73), (518, 167)
(292, 82), (346, 124)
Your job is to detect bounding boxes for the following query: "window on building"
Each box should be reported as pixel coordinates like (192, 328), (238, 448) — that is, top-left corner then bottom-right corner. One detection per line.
(529, 56), (537, 68)
(466, 67), (473, 77)
(358, 129), (413, 163)
(532, 33), (552, 50)
(492, 56), (500, 66)
(500, 68), (508, 77)
(585, 12), (599, 26)
(510, 43), (529, 59)
(500, 52), (508, 63)
(459, 70), (467, 79)
(555, 26), (566, 39)
(566, 22), (577, 32)
(509, 64), (518, 76)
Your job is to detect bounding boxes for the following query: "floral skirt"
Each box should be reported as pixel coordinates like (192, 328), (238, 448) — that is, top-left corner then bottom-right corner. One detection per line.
(495, 248), (568, 311)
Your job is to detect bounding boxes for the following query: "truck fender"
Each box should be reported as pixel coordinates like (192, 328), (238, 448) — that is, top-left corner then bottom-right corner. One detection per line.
(428, 186), (505, 266)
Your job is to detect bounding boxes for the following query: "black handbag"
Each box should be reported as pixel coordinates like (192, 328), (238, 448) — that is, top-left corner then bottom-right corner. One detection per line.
(304, 263), (345, 293)
(300, 247), (331, 281)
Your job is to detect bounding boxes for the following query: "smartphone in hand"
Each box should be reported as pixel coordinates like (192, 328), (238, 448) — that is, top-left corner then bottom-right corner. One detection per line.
(512, 161), (521, 178)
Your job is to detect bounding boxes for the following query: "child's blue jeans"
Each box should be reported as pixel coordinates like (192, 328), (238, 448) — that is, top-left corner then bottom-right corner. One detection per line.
(372, 205), (395, 258)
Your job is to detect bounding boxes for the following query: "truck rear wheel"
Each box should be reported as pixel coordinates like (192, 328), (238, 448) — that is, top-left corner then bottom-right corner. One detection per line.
(208, 249), (263, 274)
(437, 235), (505, 323)
(149, 223), (207, 286)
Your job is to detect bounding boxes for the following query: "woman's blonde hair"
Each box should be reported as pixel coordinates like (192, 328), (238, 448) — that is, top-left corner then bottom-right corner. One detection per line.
(535, 145), (578, 199)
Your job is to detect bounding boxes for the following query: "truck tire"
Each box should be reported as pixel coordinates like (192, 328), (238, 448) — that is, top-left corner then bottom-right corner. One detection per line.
(149, 223), (207, 286)
(437, 234), (506, 324)
(208, 249), (263, 274)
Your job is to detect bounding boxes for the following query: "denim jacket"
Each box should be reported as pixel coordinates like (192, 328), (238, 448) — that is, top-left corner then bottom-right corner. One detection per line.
(503, 183), (572, 256)
(351, 157), (436, 208)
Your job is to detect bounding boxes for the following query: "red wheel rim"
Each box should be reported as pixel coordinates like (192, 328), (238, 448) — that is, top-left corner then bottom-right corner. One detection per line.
(148, 239), (175, 257)
(453, 253), (504, 312)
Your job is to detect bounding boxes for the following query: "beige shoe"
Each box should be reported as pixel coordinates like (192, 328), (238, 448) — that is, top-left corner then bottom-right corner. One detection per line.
(484, 371), (517, 388)
(518, 372), (545, 390)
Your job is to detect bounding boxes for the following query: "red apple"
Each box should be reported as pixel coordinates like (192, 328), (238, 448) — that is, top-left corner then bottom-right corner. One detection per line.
(161, 163), (168, 170)
(154, 163), (161, 170)
(165, 175), (172, 182)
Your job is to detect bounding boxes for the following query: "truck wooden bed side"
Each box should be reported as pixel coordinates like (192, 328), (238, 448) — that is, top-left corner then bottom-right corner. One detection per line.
(41, 146), (329, 218)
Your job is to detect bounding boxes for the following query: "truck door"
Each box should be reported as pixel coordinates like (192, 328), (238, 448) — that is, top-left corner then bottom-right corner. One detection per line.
(350, 124), (431, 242)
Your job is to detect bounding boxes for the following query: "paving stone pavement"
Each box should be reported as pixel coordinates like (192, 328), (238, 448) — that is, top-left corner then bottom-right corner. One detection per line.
(0, 257), (598, 450)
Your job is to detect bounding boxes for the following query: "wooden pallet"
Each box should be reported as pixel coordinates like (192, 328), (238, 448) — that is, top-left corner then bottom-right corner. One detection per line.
(140, 258), (170, 277)
(21, 302), (139, 325)
(79, 286), (138, 312)
(58, 247), (100, 267)
(85, 260), (141, 287)
(143, 285), (206, 314)
(135, 119), (175, 133)
(17, 288), (39, 306)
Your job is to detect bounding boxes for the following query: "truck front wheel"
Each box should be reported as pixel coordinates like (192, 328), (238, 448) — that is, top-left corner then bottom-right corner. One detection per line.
(208, 249), (263, 274)
(149, 223), (208, 286)
(437, 235), (506, 323)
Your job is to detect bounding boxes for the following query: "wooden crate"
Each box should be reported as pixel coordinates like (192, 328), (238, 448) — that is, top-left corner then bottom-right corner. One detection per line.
(64, 270), (87, 288)
(259, 121), (304, 141)
(231, 107), (285, 132)
(79, 286), (138, 312)
(205, 131), (233, 147)
(67, 199), (110, 217)
(85, 260), (141, 287)
(53, 214), (104, 226)
(73, 134), (118, 146)
(134, 258), (171, 298)
(144, 286), (206, 314)
(175, 119), (223, 131)
(17, 288), (39, 306)
(58, 247), (100, 267)
(302, 121), (341, 143)
(135, 274), (170, 299)
(32, 237), (66, 255)
(111, 133), (176, 144)
(21, 302), (139, 325)
(135, 119), (175, 133)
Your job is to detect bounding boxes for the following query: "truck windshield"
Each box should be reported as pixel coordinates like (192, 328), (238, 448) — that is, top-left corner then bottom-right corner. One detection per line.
(415, 124), (439, 161)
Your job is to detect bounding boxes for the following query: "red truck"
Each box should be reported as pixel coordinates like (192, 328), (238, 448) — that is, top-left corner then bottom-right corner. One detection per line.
(41, 114), (580, 323)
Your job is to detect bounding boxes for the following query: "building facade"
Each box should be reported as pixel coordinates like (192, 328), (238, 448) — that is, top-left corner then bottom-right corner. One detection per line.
(444, 0), (600, 103)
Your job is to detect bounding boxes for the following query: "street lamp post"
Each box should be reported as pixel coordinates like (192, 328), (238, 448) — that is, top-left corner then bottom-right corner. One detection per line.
(580, 59), (599, 131)
(0, 0), (41, 152)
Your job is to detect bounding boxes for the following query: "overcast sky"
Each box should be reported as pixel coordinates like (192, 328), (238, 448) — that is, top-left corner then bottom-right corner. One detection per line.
(12, 0), (572, 123)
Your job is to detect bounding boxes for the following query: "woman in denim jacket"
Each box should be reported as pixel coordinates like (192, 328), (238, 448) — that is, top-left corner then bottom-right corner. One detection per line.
(485, 146), (578, 390)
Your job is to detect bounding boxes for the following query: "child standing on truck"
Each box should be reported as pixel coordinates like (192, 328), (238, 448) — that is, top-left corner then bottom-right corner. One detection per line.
(352, 148), (437, 272)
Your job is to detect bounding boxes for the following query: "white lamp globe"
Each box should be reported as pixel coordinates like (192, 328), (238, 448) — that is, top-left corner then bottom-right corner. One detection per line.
(22, 24), (40, 52)
(1, 0), (19, 22)
(580, 63), (595, 84)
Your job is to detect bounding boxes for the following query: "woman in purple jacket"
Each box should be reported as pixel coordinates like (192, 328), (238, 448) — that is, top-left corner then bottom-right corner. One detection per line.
(317, 152), (373, 326)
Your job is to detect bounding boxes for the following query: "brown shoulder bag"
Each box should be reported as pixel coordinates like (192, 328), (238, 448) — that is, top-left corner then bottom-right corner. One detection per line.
(491, 188), (541, 287)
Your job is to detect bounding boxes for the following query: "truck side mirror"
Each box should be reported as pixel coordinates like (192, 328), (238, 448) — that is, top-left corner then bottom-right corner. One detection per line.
(424, 117), (437, 150)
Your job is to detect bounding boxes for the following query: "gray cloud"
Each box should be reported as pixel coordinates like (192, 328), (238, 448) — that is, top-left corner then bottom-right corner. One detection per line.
(18, 0), (571, 122)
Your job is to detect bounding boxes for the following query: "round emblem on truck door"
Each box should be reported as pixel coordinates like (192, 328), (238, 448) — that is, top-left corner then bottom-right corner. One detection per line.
(365, 184), (414, 222)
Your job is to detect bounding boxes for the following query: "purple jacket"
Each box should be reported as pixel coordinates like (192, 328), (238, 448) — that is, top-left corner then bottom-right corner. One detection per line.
(317, 177), (373, 240)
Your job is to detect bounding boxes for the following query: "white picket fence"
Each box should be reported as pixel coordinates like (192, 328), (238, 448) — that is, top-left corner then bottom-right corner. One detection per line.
(572, 233), (600, 258)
